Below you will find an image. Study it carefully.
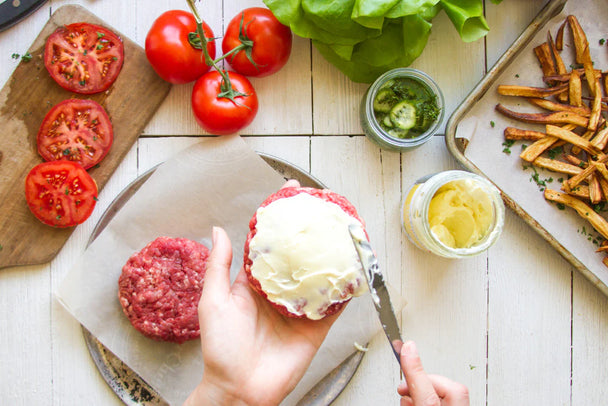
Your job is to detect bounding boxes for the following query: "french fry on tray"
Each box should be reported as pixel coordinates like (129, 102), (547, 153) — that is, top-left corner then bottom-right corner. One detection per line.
(496, 14), (608, 266)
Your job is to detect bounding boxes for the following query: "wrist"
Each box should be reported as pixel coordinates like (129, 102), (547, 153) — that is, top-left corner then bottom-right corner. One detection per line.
(183, 375), (250, 406)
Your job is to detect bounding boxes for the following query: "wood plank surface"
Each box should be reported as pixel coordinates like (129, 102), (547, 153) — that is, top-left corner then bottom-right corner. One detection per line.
(0, 4), (171, 269)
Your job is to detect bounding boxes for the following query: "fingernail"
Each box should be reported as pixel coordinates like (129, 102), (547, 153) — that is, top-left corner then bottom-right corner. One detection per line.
(212, 226), (219, 245)
(403, 340), (417, 355)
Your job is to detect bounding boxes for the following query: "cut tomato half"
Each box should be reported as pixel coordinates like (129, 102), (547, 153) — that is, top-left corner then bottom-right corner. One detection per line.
(25, 161), (98, 228)
(37, 99), (113, 169)
(44, 22), (124, 94)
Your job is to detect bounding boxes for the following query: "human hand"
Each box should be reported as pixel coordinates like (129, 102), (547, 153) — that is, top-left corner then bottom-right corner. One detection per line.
(184, 180), (339, 406)
(398, 341), (469, 406)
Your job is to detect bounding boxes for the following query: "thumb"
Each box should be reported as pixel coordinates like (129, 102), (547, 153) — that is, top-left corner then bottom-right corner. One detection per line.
(202, 226), (233, 301)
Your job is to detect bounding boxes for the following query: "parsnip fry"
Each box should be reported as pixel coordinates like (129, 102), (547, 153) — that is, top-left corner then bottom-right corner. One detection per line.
(589, 174), (602, 204)
(591, 126), (608, 150)
(556, 19), (566, 50)
(594, 162), (608, 183)
(527, 97), (589, 116)
(497, 83), (568, 98)
(533, 157), (582, 176)
(504, 127), (546, 141)
(566, 184), (590, 200)
(544, 189), (608, 240)
(496, 104), (589, 127)
(565, 163), (597, 190)
(548, 32), (567, 75)
(571, 129), (596, 155)
(568, 15), (596, 95)
(520, 136), (558, 162)
(598, 178), (608, 202)
(569, 70), (582, 107)
(534, 42), (557, 78)
(589, 77), (602, 131)
(546, 124), (602, 156)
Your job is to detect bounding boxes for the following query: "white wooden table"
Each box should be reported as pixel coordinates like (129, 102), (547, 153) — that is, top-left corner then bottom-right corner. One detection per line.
(2, 0), (607, 405)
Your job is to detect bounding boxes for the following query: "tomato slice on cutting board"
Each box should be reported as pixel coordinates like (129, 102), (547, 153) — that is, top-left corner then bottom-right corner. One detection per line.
(25, 161), (98, 228)
(37, 99), (113, 170)
(44, 22), (124, 94)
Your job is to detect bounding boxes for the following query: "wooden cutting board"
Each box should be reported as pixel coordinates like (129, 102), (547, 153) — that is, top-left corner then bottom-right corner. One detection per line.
(0, 5), (172, 269)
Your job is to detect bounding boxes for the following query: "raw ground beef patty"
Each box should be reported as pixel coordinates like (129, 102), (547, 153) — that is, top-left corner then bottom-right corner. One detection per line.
(243, 187), (366, 320)
(118, 237), (209, 343)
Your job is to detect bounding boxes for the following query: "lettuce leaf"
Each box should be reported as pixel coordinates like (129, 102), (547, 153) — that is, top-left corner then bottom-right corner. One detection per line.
(265, 0), (500, 83)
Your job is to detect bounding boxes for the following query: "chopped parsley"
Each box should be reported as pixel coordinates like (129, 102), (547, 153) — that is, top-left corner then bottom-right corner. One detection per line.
(11, 52), (32, 62)
(93, 196), (99, 201)
(62, 148), (71, 156)
(65, 188), (70, 195)
(529, 167), (549, 191)
(502, 139), (515, 154)
(547, 146), (563, 160)
(515, 74), (520, 78)
(556, 203), (566, 210)
(521, 144), (528, 151)
(600, 39), (606, 46)
(490, 120), (495, 128)
(96, 44), (103, 50)
(79, 80), (86, 86)
(97, 32), (105, 38)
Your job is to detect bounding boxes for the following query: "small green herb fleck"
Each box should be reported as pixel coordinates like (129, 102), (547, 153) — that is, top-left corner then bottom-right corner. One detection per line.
(56, 215), (61, 220)
(578, 161), (586, 168)
(557, 203), (566, 210)
(96, 44), (103, 50)
(93, 196), (99, 201)
(79, 80), (86, 86)
(521, 144), (528, 151)
(558, 177), (564, 183)
(65, 188), (69, 195)
(600, 39), (606, 46)
(112, 56), (118, 61)
(62, 148), (71, 156)
(502, 139), (515, 154)
(83, 49), (87, 55)
(469, 365), (476, 370)
(547, 146), (563, 160)
(11, 53), (19, 59)
(97, 32), (105, 38)
(515, 74), (520, 78)
(490, 121), (496, 128)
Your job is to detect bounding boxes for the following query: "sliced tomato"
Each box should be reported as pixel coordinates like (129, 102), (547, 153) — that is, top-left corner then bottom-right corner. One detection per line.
(37, 99), (113, 170)
(25, 161), (98, 228)
(44, 22), (124, 94)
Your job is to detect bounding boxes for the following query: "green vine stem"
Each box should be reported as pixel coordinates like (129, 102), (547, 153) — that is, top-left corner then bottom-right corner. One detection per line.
(186, 0), (248, 103)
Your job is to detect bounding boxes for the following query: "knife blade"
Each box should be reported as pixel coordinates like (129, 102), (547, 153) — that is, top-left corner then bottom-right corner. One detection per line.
(0, 0), (48, 32)
(348, 224), (403, 364)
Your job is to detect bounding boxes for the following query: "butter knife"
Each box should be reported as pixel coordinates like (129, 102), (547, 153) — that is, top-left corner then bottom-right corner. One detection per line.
(349, 224), (403, 364)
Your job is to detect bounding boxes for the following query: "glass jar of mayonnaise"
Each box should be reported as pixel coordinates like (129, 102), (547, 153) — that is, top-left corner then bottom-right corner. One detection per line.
(402, 170), (505, 258)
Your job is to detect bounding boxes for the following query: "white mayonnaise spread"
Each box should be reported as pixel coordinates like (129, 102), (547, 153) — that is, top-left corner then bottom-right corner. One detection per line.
(248, 193), (368, 320)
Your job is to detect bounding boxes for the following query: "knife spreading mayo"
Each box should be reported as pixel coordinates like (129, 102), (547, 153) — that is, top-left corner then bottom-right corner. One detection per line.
(248, 193), (368, 320)
(402, 171), (505, 258)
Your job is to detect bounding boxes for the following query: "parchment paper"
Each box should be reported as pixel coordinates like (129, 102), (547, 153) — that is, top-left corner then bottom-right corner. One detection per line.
(56, 135), (383, 406)
(455, 0), (608, 291)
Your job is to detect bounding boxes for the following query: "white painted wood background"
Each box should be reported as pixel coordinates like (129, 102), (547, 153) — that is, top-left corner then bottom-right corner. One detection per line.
(1, 0), (607, 405)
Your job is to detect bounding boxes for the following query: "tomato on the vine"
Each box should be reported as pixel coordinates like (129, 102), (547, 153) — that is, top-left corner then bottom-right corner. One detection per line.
(44, 23), (124, 94)
(25, 161), (98, 228)
(191, 70), (258, 135)
(222, 7), (292, 77)
(37, 99), (113, 170)
(145, 10), (216, 84)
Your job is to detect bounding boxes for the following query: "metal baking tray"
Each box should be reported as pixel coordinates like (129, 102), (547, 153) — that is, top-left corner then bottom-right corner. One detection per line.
(83, 153), (365, 405)
(444, 0), (608, 296)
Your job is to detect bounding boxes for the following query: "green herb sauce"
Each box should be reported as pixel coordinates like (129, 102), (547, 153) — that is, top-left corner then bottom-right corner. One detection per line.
(372, 77), (440, 139)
